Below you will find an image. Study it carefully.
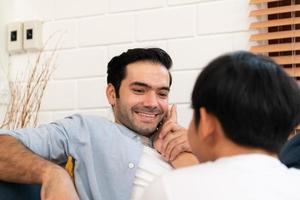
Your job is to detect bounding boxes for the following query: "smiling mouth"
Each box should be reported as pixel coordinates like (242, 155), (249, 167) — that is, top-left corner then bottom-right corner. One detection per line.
(134, 111), (159, 119)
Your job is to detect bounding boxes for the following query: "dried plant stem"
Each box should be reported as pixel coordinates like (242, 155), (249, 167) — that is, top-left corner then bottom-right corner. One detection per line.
(0, 37), (59, 129)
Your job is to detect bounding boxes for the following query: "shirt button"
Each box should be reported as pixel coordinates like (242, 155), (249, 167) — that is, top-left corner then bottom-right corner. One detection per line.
(128, 162), (135, 169)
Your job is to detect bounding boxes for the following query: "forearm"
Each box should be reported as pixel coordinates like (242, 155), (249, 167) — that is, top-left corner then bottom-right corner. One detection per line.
(0, 135), (66, 184)
(170, 152), (199, 169)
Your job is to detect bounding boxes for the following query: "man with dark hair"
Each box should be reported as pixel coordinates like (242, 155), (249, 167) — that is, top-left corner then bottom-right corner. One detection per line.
(106, 48), (172, 136)
(142, 51), (300, 200)
(0, 48), (195, 200)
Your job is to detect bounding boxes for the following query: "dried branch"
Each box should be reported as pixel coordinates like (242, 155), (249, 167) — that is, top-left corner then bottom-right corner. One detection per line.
(1, 34), (61, 129)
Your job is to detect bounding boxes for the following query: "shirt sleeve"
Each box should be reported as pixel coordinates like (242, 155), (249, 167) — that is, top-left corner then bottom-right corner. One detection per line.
(141, 175), (170, 200)
(0, 115), (81, 165)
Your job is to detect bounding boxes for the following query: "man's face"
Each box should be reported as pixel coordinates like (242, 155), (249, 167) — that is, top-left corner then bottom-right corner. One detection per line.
(112, 61), (170, 136)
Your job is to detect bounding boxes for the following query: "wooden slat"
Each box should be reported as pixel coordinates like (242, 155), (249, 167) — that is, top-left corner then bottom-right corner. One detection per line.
(284, 67), (300, 77)
(250, 0), (281, 4)
(272, 56), (300, 65)
(251, 43), (300, 53)
(250, 5), (300, 17)
(250, 17), (300, 29)
(250, 30), (300, 41)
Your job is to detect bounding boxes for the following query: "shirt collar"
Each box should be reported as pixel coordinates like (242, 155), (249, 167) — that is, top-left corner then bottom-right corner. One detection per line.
(115, 123), (153, 147)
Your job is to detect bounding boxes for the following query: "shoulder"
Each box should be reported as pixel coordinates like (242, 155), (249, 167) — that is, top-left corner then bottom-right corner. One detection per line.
(54, 114), (115, 128)
(156, 160), (231, 190)
(287, 167), (300, 177)
(164, 162), (213, 180)
(48, 114), (119, 138)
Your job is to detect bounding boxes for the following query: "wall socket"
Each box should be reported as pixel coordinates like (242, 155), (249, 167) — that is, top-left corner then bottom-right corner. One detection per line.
(7, 20), (43, 54)
(23, 20), (43, 51)
(7, 22), (23, 54)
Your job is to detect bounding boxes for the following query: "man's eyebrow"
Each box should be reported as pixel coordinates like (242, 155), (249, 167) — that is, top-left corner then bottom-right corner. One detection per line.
(130, 82), (149, 88)
(130, 82), (170, 91)
(160, 87), (170, 91)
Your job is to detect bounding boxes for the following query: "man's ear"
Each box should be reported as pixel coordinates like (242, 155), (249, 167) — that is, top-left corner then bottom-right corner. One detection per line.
(106, 83), (117, 106)
(198, 107), (217, 141)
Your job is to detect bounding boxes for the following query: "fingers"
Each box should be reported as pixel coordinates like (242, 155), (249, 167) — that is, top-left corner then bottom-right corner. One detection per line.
(163, 135), (185, 160)
(165, 105), (172, 121)
(168, 104), (177, 123)
(160, 128), (191, 161)
(161, 128), (182, 153)
(163, 104), (177, 123)
(159, 120), (181, 139)
(169, 141), (191, 161)
(153, 138), (162, 153)
(161, 105), (172, 125)
(158, 104), (178, 139)
(157, 104), (190, 161)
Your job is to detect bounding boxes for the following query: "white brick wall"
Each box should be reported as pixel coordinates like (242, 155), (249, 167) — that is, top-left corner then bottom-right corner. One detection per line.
(168, 35), (233, 70)
(136, 6), (195, 41)
(54, 0), (107, 19)
(12, 0), (54, 21)
(3, 0), (253, 128)
(41, 80), (77, 110)
(79, 14), (134, 46)
(197, 0), (251, 35)
(169, 70), (199, 104)
(109, 0), (164, 13)
(43, 20), (78, 50)
(77, 78), (109, 108)
(54, 48), (107, 79)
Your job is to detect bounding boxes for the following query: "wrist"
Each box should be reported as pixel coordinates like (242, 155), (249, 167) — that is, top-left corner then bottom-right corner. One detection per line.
(41, 164), (69, 184)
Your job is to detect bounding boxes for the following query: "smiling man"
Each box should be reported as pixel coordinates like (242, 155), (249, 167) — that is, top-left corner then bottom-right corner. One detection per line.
(0, 48), (194, 200)
(106, 60), (170, 136)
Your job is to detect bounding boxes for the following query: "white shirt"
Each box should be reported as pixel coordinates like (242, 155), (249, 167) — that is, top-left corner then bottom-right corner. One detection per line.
(131, 136), (173, 200)
(142, 154), (300, 200)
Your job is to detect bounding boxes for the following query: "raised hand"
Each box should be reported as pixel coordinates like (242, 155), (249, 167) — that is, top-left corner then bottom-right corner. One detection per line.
(154, 105), (192, 161)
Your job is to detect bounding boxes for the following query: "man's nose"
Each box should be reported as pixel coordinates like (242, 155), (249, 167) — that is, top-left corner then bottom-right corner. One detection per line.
(143, 91), (159, 107)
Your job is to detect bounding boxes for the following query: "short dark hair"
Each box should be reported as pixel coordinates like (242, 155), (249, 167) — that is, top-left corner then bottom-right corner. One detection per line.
(191, 51), (300, 153)
(107, 48), (173, 97)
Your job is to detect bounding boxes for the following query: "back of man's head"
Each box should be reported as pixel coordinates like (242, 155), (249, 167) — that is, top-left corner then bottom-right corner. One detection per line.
(192, 51), (300, 154)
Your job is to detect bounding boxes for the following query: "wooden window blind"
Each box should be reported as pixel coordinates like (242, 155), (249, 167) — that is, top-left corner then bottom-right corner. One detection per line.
(250, 0), (300, 130)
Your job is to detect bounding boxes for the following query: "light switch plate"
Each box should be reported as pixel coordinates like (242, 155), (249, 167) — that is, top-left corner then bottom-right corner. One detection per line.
(23, 20), (43, 51)
(7, 22), (23, 54)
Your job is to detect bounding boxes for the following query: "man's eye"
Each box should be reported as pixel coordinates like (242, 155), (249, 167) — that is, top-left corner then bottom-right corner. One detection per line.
(158, 92), (168, 98)
(132, 89), (144, 94)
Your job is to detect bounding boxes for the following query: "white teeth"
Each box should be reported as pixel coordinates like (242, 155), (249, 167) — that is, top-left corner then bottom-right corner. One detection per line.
(136, 112), (156, 118)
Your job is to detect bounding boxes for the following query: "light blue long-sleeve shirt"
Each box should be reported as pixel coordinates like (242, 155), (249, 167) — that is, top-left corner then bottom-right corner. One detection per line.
(0, 114), (144, 200)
